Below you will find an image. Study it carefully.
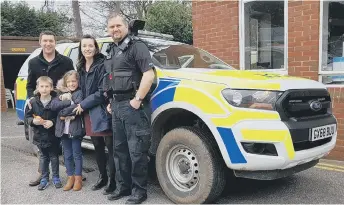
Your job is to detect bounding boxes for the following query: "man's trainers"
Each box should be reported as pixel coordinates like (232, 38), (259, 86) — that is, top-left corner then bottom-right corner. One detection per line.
(38, 179), (49, 190)
(53, 177), (62, 189)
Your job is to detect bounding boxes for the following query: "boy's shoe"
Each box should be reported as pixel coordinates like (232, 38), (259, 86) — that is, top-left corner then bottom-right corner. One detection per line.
(37, 179), (49, 191)
(29, 173), (42, 186)
(53, 177), (62, 189)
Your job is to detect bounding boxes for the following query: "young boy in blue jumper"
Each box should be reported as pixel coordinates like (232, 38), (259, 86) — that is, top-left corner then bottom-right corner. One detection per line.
(26, 76), (62, 190)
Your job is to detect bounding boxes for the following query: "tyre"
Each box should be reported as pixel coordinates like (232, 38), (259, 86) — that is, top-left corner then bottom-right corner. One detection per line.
(156, 127), (226, 204)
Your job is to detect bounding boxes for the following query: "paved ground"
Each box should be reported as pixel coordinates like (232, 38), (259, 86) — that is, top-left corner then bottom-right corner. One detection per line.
(2, 110), (344, 204)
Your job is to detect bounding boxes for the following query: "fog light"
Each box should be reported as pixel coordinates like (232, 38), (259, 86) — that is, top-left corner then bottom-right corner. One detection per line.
(241, 142), (278, 156)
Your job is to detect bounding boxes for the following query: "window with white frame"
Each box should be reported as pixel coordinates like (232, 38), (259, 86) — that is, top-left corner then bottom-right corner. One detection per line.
(320, 1), (344, 85)
(240, 0), (287, 71)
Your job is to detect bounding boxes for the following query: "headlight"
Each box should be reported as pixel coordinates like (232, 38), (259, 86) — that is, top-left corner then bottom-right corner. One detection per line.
(221, 89), (283, 110)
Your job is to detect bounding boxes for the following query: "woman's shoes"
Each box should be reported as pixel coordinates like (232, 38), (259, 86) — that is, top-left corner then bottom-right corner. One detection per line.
(63, 175), (75, 191)
(73, 175), (82, 191)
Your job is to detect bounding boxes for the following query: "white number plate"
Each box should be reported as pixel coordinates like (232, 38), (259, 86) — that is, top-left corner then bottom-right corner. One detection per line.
(310, 124), (336, 142)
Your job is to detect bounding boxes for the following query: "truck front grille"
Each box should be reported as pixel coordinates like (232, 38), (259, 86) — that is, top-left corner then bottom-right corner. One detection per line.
(275, 89), (332, 121)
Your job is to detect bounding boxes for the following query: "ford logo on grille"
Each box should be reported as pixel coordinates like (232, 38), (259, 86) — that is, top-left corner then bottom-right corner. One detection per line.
(310, 100), (322, 111)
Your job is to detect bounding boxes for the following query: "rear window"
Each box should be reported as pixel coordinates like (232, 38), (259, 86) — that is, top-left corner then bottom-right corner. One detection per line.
(17, 48), (42, 77)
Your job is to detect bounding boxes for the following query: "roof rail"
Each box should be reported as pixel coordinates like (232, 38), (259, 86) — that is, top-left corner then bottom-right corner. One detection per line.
(103, 30), (174, 41)
(137, 30), (174, 41)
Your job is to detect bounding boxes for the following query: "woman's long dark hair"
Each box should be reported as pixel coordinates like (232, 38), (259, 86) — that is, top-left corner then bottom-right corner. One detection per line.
(76, 34), (100, 73)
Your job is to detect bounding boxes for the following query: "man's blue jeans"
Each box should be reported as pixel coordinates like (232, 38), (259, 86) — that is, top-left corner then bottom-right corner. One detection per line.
(62, 135), (83, 176)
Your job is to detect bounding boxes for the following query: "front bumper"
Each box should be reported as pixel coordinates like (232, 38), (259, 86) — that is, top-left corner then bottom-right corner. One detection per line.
(228, 115), (337, 171)
(234, 159), (319, 180)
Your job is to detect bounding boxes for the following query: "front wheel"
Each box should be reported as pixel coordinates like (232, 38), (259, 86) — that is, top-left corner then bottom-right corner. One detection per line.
(156, 127), (226, 204)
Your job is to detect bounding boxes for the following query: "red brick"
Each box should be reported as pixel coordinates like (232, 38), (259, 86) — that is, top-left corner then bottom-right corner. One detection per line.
(192, 1), (239, 68)
(289, 61), (302, 67)
(302, 51), (319, 57)
(337, 139), (344, 147)
(311, 14), (319, 20)
(325, 151), (344, 161)
(334, 145), (344, 153)
(298, 66), (312, 71)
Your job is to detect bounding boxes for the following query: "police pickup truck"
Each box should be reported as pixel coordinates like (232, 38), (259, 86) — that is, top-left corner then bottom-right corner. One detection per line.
(15, 24), (337, 204)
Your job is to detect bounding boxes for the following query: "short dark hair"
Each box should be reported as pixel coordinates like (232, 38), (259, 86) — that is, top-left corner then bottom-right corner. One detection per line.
(107, 12), (128, 26)
(39, 30), (56, 41)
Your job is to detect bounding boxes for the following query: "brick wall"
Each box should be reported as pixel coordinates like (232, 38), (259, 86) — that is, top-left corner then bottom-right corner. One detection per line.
(192, 1), (240, 68)
(288, 1), (320, 81)
(327, 88), (344, 161)
(1, 56), (7, 112)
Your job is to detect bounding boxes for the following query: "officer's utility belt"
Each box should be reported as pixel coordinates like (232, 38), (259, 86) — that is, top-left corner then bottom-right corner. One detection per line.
(112, 92), (133, 102)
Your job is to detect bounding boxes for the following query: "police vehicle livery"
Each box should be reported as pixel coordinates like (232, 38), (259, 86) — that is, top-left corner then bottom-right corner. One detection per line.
(15, 32), (337, 204)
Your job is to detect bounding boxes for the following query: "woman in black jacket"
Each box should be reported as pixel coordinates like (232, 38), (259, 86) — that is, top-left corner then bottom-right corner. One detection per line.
(73, 35), (116, 194)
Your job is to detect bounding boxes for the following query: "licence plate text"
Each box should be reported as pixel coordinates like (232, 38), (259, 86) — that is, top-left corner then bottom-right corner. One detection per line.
(310, 124), (336, 142)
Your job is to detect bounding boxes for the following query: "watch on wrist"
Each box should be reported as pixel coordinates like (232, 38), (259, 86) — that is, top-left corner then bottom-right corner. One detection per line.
(135, 95), (143, 101)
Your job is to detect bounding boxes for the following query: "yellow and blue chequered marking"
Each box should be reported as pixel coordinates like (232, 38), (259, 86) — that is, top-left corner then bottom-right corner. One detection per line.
(15, 78), (28, 121)
(217, 127), (247, 163)
(151, 78), (181, 112)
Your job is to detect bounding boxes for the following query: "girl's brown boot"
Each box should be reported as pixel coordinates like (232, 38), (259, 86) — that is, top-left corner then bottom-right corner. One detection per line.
(73, 176), (82, 191)
(63, 176), (75, 191)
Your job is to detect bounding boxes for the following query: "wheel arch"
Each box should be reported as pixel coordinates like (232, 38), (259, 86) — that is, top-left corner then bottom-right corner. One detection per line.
(150, 102), (232, 168)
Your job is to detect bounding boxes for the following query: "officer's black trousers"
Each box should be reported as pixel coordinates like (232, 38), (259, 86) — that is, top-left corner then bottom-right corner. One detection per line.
(91, 136), (116, 180)
(111, 100), (151, 196)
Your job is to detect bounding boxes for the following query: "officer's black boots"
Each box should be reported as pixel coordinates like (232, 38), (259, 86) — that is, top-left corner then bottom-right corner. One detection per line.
(107, 189), (131, 201)
(125, 194), (147, 204)
(91, 174), (108, 191)
(102, 176), (116, 195)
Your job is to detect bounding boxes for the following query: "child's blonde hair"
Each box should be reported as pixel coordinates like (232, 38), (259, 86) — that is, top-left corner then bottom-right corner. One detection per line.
(56, 70), (79, 93)
(33, 76), (53, 95)
(62, 70), (79, 88)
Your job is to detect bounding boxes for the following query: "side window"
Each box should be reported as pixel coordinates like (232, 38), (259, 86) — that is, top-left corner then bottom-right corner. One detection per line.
(154, 53), (169, 66)
(101, 43), (110, 55)
(69, 48), (79, 68)
(178, 55), (194, 68)
(151, 45), (233, 70)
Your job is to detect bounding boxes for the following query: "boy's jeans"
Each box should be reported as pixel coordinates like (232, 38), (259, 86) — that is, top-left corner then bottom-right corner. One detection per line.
(62, 135), (83, 176)
(39, 145), (60, 180)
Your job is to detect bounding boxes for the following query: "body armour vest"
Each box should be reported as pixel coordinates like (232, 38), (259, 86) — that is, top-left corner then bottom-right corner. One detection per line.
(107, 36), (142, 94)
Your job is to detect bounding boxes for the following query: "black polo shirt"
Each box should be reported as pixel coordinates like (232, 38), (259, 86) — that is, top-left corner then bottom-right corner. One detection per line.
(104, 36), (154, 76)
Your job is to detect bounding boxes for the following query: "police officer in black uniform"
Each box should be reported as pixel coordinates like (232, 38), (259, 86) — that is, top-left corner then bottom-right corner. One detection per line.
(104, 13), (155, 204)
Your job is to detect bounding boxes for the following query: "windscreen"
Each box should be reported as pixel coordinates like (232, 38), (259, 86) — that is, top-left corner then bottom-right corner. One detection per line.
(150, 44), (235, 70)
